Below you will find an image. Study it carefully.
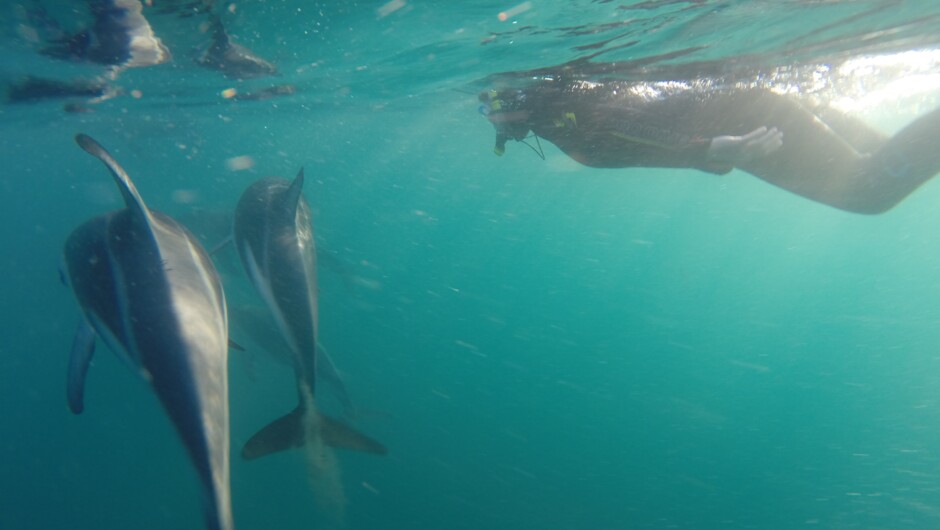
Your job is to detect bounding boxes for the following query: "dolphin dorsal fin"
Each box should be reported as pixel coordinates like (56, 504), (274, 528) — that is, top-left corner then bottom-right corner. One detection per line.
(207, 13), (232, 47)
(282, 167), (305, 215)
(75, 134), (152, 226)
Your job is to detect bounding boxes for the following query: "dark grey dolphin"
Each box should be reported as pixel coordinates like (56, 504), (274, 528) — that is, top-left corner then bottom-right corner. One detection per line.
(233, 170), (385, 459)
(196, 14), (276, 79)
(63, 134), (232, 530)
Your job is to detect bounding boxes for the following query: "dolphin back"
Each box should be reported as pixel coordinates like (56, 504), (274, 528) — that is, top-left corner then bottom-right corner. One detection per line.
(66, 134), (233, 530)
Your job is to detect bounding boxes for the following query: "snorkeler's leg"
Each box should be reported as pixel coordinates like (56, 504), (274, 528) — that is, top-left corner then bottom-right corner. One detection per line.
(710, 91), (880, 212)
(814, 105), (887, 153)
(857, 106), (940, 210)
(739, 102), (940, 213)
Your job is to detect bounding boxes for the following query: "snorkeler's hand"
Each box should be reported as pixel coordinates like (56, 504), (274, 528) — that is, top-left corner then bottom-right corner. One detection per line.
(707, 126), (783, 166)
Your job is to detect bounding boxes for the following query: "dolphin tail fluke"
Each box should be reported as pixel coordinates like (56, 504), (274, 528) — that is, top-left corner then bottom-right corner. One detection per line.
(241, 405), (306, 460)
(241, 405), (387, 459)
(66, 320), (97, 414)
(320, 412), (388, 455)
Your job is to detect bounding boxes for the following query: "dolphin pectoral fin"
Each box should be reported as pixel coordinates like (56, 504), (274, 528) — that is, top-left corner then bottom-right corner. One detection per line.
(241, 406), (306, 460)
(67, 320), (97, 414)
(208, 235), (233, 256)
(320, 413), (387, 455)
(228, 338), (245, 352)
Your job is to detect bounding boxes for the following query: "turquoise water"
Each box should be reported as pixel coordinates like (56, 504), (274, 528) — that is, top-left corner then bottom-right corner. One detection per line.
(4, 1), (940, 529)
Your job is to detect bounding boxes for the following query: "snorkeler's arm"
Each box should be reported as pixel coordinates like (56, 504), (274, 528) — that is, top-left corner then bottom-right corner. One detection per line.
(603, 127), (735, 174)
(707, 127), (783, 168)
(603, 125), (783, 174)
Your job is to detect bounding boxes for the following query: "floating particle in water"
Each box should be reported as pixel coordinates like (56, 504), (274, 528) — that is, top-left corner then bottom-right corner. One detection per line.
(498, 2), (531, 22)
(226, 155), (255, 171)
(172, 189), (199, 204)
(377, 0), (405, 18)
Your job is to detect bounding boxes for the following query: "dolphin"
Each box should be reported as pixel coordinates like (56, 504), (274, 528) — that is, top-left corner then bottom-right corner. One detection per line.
(195, 13), (276, 79)
(62, 134), (232, 530)
(233, 170), (385, 460)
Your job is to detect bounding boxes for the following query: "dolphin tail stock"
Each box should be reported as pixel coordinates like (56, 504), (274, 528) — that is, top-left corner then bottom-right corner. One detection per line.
(241, 402), (387, 460)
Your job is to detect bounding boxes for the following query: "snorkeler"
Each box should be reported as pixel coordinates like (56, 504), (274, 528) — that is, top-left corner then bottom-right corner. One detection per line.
(480, 79), (940, 214)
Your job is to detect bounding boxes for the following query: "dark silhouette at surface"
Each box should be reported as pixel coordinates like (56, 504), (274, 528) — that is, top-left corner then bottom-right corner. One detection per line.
(8, 0), (280, 105)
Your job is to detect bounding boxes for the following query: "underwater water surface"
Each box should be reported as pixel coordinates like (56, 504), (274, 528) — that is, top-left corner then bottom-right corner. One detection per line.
(4, 1), (940, 529)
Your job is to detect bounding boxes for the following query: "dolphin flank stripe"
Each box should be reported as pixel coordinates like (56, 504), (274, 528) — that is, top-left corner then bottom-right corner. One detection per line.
(105, 218), (142, 367)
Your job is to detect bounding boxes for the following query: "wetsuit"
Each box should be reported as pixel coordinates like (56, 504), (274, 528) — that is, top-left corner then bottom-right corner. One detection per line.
(497, 81), (732, 174)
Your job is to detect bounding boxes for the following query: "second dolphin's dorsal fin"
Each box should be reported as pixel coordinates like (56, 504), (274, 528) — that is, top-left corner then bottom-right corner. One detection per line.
(75, 134), (152, 226)
(282, 168), (305, 215)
